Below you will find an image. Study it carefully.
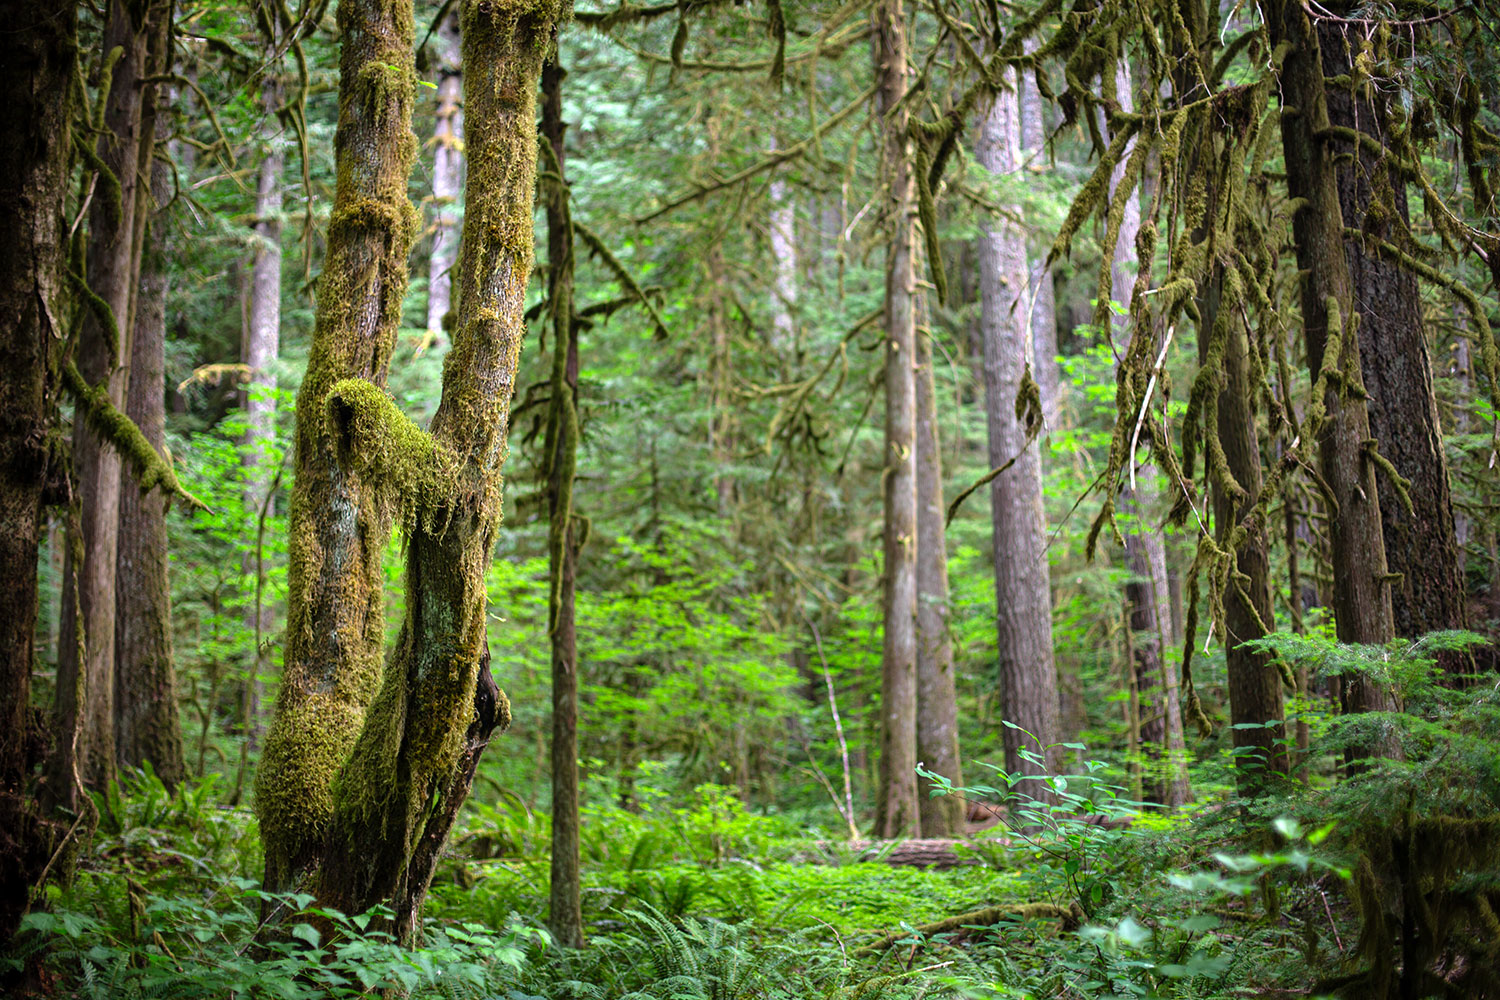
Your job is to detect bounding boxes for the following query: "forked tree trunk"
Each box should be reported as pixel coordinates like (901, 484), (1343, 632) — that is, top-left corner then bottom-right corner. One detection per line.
(915, 325), (962, 837)
(873, 0), (920, 839)
(426, 8), (463, 344)
(541, 51), (584, 950)
(1266, 0), (1395, 735)
(258, 0), (561, 933)
(54, 0), (171, 802)
(115, 154), (185, 787)
(254, 0), (422, 893)
(975, 67), (1063, 792)
(0, 0), (76, 945)
(1319, 23), (1465, 648)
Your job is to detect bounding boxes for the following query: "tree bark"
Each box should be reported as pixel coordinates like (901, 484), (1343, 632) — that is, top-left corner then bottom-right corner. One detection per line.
(1266, 0), (1395, 727)
(425, 8), (463, 345)
(1019, 41), (1060, 426)
(53, 0), (171, 802)
(975, 69), (1063, 791)
(115, 152), (185, 788)
(1319, 23), (1465, 647)
(541, 51), (584, 950)
(915, 325), (962, 837)
(0, 0), (75, 945)
(873, 0), (920, 839)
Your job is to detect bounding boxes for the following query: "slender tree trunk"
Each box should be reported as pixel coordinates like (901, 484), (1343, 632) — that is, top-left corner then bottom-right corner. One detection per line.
(0, 0), (76, 945)
(1266, 0), (1395, 728)
(255, 0), (426, 893)
(915, 324), (962, 836)
(1106, 59), (1190, 807)
(115, 152), (185, 788)
(975, 68), (1063, 790)
(54, 0), (172, 801)
(769, 150), (796, 359)
(541, 51), (584, 950)
(426, 8), (463, 345)
(873, 0), (920, 838)
(242, 68), (283, 746)
(1319, 24), (1465, 647)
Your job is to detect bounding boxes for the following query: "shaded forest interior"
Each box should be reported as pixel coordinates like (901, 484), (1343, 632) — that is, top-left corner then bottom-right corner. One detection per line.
(4, 0), (1500, 996)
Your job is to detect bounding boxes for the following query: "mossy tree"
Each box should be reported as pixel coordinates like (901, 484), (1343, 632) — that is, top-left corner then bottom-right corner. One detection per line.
(255, 0), (564, 932)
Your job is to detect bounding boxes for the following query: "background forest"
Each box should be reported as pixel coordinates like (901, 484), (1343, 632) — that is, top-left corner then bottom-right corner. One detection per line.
(4, 0), (1500, 996)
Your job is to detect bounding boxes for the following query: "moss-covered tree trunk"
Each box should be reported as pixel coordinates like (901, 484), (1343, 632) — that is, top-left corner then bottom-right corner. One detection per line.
(53, 0), (171, 802)
(0, 0), (75, 946)
(1266, 0), (1394, 723)
(541, 50), (584, 950)
(976, 66), (1062, 792)
(1318, 22), (1465, 650)
(915, 325), (962, 837)
(115, 154), (185, 787)
(255, 0), (423, 893)
(873, 0), (920, 839)
(256, 0), (560, 930)
(1019, 41), (1059, 426)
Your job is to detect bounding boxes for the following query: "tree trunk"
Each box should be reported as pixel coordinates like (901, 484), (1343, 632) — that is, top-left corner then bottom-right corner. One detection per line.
(541, 51), (584, 950)
(425, 8), (463, 345)
(873, 0), (920, 839)
(115, 153), (185, 788)
(1319, 23), (1465, 647)
(915, 325), (962, 837)
(242, 68), (284, 746)
(311, 0), (559, 930)
(54, 0), (172, 801)
(769, 147), (796, 359)
(975, 68), (1063, 791)
(1266, 0), (1395, 726)
(255, 0), (428, 893)
(1106, 58), (1190, 808)
(0, 0), (76, 945)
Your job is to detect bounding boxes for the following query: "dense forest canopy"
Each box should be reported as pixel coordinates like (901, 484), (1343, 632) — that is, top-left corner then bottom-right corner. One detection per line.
(3, 0), (1500, 995)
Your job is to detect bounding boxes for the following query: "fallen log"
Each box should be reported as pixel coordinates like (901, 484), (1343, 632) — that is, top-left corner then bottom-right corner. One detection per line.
(856, 901), (1085, 955)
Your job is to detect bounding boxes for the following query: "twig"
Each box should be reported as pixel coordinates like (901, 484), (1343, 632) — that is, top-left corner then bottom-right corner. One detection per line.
(1128, 324), (1174, 493)
(807, 617), (859, 840)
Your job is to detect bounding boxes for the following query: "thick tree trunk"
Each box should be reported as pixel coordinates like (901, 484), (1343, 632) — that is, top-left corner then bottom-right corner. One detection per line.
(54, 0), (171, 801)
(242, 69), (284, 745)
(314, 0), (558, 927)
(873, 0), (920, 839)
(915, 326), (962, 837)
(1266, 0), (1394, 724)
(1319, 24), (1465, 646)
(426, 9), (463, 344)
(115, 155), (185, 787)
(541, 52), (584, 950)
(975, 69), (1063, 791)
(255, 0), (425, 892)
(0, 0), (75, 945)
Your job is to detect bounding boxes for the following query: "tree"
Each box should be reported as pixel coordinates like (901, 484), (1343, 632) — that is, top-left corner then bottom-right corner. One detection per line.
(872, 0), (920, 839)
(115, 151), (185, 787)
(425, 6), (463, 346)
(53, 0), (173, 801)
(1319, 20), (1466, 647)
(975, 66), (1063, 789)
(541, 48), (584, 950)
(915, 323), (962, 836)
(0, 0), (77, 944)
(256, 0), (562, 933)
